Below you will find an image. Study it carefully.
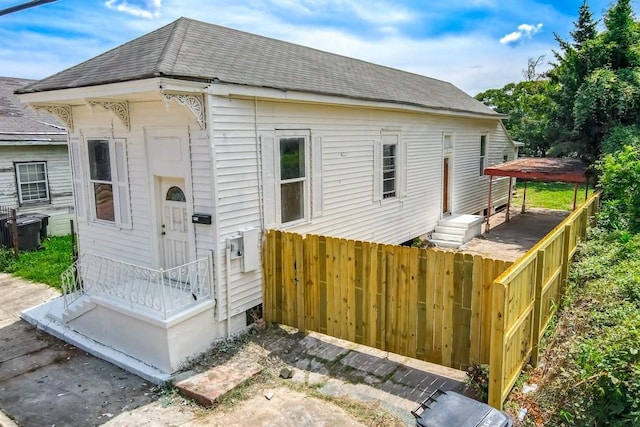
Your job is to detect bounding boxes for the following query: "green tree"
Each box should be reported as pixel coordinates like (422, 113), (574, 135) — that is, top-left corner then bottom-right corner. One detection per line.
(548, 0), (640, 160)
(598, 146), (640, 232)
(475, 78), (555, 156)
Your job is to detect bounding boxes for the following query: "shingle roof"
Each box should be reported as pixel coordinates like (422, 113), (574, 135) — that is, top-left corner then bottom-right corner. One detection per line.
(17, 17), (498, 117)
(0, 76), (66, 143)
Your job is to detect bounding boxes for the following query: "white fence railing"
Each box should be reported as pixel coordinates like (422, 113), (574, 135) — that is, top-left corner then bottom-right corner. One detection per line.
(61, 252), (214, 318)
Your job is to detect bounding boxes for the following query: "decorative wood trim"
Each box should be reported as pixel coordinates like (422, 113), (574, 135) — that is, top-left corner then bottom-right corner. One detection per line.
(31, 104), (73, 132)
(87, 99), (130, 131)
(161, 92), (205, 128)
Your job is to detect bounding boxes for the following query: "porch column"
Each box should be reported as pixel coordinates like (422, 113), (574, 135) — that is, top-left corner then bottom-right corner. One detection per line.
(486, 176), (494, 232)
(506, 177), (513, 222)
(521, 180), (527, 214)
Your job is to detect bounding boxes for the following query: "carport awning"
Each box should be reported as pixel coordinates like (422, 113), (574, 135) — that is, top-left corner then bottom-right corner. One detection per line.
(483, 157), (591, 232)
(484, 157), (589, 183)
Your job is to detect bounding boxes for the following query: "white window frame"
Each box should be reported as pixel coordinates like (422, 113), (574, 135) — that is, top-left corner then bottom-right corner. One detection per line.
(443, 131), (454, 155)
(479, 133), (488, 177)
(275, 131), (310, 226)
(382, 141), (397, 200)
(84, 137), (131, 228)
(15, 161), (50, 205)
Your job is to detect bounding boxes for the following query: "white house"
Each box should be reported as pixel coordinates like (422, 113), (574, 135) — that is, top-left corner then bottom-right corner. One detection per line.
(0, 76), (74, 237)
(18, 18), (514, 381)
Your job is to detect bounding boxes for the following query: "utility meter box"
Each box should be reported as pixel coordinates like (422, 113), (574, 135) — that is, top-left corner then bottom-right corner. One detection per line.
(227, 229), (260, 273)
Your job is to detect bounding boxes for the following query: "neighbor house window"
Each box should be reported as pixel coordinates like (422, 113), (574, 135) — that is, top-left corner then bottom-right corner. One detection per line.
(383, 143), (397, 199)
(15, 162), (49, 204)
(479, 134), (487, 176)
(85, 138), (131, 227)
(279, 136), (308, 224)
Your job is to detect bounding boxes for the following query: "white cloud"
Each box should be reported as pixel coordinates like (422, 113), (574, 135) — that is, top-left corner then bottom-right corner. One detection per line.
(105, 0), (161, 19)
(500, 22), (543, 44)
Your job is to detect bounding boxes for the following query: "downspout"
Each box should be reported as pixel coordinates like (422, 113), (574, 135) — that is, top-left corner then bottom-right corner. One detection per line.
(204, 85), (224, 321)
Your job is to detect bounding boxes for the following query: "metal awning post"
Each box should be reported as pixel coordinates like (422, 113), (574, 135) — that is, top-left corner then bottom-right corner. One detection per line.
(521, 180), (527, 214)
(573, 182), (579, 210)
(506, 177), (513, 222)
(486, 176), (494, 232)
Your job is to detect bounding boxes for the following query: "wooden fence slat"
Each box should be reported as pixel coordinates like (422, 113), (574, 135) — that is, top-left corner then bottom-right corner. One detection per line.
(531, 249), (545, 367)
(366, 241), (378, 348)
(488, 281), (508, 409)
(305, 234), (318, 332)
(416, 250), (428, 360)
(442, 251), (455, 367)
(425, 250), (437, 361)
(385, 245), (398, 353)
(378, 244), (387, 351)
(326, 237), (336, 336)
(347, 239), (357, 342)
(469, 255), (484, 365)
(407, 247), (419, 359)
(433, 250), (445, 365)
(296, 232), (306, 332)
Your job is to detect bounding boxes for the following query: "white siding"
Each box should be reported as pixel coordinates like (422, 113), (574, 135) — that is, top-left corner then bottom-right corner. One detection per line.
(210, 97), (514, 317)
(71, 101), (204, 267)
(451, 119), (511, 214)
(0, 144), (74, 235)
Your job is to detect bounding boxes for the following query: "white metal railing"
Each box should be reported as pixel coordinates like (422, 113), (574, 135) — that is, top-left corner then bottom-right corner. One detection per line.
(61, 252), (214, 318)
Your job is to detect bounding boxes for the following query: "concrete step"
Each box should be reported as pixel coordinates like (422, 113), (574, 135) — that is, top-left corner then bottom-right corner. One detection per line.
(434, 225), (467, 236)
(62, 298), (96, 323)
(428, 239), (462, 249)
(438, 214), (484, 229)
(430, 232), (465, 243)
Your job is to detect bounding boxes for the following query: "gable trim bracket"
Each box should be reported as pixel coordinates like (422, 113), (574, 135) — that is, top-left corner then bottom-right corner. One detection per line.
(30, 104), (73, 133)
(160, 91), (205, 129)
(86, 99), (130, 131)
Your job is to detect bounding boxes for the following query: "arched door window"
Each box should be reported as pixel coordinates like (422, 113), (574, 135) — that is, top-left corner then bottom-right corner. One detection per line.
(166, 186), (186, 202)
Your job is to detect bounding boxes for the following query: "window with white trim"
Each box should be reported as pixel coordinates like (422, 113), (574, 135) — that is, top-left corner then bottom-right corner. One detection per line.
(86, 138), (131, 227)
(479, 134), (487, 176)
(278, 135), (308, 224)
(15, 162), (49, 204)
(382, 143), (397, 199)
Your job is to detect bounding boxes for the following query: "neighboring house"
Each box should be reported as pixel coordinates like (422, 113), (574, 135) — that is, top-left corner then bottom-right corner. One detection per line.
(17, 18), (516, 378)
(0, 76), (73, 236)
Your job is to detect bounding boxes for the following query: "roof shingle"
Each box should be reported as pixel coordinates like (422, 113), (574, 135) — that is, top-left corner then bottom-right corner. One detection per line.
(17, 18), (497, 117)
(1, 76), (66, 143)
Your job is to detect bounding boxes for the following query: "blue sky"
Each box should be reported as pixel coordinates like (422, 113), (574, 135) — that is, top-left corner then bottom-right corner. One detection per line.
(0, 0), (621, 95)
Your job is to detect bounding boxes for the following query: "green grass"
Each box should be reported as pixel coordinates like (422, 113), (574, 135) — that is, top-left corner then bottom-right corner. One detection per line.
(0, 235), (74, 289)
(512, 181), (592, 211)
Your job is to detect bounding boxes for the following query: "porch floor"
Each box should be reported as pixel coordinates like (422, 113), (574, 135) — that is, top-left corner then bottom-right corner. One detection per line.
(460, 206), (570, 261)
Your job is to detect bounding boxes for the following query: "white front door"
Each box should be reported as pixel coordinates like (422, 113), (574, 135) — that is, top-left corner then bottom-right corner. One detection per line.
(160, 177), (189, 269)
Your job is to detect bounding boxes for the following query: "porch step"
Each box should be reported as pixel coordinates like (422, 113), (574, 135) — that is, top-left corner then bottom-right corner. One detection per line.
(434, 225), (467, 236)
(61, 298), (97, 323)
(429, 214), (484, 249)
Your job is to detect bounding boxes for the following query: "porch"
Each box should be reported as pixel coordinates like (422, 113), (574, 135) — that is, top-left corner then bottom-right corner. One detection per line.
(23, 253), (218, 381)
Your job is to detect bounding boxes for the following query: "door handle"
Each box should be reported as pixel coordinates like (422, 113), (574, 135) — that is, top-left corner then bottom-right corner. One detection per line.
(161, 232), (166, 236)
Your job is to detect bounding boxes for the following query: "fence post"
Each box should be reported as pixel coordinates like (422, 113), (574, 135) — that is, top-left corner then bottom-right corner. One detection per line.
(296, 233), (306, 333)
(488, 280), (508, 410)
(11, 208), (18, 259)
(531, 250), (545, 368)
(560, 224), (573, 295)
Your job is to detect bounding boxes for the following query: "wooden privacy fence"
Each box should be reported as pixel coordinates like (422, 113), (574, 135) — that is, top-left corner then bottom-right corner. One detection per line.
(263, 231), (511, 370)
(488, 191), (600, 409)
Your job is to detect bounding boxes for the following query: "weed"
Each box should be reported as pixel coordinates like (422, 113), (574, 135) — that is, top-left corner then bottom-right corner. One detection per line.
(466, 364), (490, 403)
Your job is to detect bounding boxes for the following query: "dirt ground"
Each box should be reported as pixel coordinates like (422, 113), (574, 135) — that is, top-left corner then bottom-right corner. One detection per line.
(461, 207), (569, 261)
